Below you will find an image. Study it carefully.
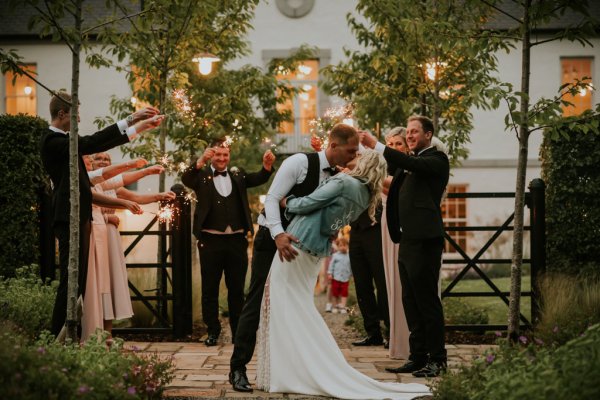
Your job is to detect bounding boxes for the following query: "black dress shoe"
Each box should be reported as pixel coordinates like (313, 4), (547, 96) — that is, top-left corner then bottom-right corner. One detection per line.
(352, 336), (384, 346)
(412, 361), (447, 377)
(229, 370), (253, 392)
(385, 360), (427, 373)
(205, 334), (219, 346)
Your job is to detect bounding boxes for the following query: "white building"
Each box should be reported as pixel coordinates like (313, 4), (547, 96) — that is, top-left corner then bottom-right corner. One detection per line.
(2, 0), (599, 262)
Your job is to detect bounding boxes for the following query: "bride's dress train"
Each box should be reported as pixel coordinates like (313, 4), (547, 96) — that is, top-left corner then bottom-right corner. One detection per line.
(256, 248), (430, 399)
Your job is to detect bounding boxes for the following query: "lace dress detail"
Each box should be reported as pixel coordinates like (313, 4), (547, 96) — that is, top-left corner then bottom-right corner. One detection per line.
(256, 271), (272, 391)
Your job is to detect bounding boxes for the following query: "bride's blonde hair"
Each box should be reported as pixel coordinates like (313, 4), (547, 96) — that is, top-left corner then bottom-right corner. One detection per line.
(346, 149), (387, 223)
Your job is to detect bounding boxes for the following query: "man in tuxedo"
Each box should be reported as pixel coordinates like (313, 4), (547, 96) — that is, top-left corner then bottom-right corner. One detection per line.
(349, 206), (390, 347)
(40, 92), (164, 336)
(229, 123), (360, 392)
(182, 139), (275, 347)
(361, 115), (449, 378)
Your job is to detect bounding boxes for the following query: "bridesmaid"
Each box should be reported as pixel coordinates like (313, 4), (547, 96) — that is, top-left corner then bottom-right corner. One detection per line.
(381, 127), (410, 359)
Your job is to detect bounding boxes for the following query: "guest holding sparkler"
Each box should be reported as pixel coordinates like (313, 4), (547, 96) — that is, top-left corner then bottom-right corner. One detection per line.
(81, 154), (176, 342)
(40, 91), (164, 338)
(182, 138), (275, 346)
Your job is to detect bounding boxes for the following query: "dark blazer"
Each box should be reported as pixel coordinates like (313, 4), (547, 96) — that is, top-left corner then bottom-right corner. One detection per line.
(383, 146), (449, 240)
(181, 163), (273, 239)
(40, 125), (129, 225)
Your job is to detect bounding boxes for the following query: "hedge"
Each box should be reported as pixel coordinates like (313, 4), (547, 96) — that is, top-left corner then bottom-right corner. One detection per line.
(541, 116), (600, 278)
(0, 114), (49, 278)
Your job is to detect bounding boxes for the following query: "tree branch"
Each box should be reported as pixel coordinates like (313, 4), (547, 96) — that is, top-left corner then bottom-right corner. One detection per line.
(478, 0), (522, 24)
(1, 55), (60, 99)
(504, 97), (521, 139)
(82, 8), (153, 35)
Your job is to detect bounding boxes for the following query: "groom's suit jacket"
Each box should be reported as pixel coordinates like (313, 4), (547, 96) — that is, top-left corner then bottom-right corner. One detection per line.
(181, 163), (273, 239)
(383, 146), (449, 241)
(40, 125), (130, 226)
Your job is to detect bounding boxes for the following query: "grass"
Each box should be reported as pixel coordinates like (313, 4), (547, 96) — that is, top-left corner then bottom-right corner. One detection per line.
(442, 276), (532, 325)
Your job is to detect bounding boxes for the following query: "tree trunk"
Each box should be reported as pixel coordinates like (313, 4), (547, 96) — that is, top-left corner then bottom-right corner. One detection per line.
(66, 0), (83, 342)
(507, 0), (531, 342)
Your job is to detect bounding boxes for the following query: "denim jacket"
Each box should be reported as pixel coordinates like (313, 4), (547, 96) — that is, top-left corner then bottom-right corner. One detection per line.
(285, 173), (370, 257)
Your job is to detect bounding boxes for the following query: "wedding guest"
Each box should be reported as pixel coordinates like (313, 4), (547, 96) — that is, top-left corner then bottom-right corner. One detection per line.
(40, 91), (163, 337)
(229, 124), (359, 393)
(381, 127), (410, 359)
(84, 153), (175, 339)
(182, 138), (275, 347)
(362, 115), (450, 378)
(326, 237), (352, 314)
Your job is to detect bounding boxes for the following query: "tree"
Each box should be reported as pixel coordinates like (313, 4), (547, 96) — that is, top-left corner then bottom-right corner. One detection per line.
(486, 0), (600, 341)
(2, 0), (151, 342)
(92, 0), (309, 192)
(322, 0), (510, 164)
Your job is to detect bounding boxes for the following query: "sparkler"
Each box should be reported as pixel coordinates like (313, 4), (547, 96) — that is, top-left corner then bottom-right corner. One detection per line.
(156, 203), (176, 224)
(310, 103), (355, 150)
(171, 88), (197, 121)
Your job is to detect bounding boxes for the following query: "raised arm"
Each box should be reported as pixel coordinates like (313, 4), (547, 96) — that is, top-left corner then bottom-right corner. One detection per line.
(92, 191), (142, 214)
(116, 187), (176, 205)
(284, 178), (343, 216)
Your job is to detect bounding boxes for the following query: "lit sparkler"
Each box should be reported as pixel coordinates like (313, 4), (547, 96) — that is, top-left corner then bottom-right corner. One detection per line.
(172, 88), (197, 120)
(309, 103), (355, 149)
(157, 203), (176, 224)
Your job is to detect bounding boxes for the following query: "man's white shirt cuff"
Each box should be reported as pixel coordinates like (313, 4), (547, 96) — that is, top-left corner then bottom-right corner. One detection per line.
(117, 119), (138, 140)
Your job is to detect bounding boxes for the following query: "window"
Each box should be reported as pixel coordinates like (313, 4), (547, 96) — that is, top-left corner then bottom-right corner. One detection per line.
(276, 59), (319, 134)
(442, 184), (468, 253)
(561, 57), (593, 116)
(4, 64), (37, 116)
(130, 65), (152, 110)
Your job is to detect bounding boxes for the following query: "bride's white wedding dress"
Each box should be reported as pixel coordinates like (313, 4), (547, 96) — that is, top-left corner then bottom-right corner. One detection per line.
(256, 248), (431, 399)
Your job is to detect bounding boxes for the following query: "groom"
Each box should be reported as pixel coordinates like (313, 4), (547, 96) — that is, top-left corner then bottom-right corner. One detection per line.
(361, 115), (449, 378)
(229, 124), (360, 392)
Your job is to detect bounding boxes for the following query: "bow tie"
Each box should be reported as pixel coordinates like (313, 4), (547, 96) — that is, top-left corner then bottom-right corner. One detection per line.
(213, 170), (228, 177)
(322, 167), (338, 176)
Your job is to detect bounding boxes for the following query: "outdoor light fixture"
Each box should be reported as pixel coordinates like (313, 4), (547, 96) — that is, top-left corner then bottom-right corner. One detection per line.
(193, 52), (220, 76)
(24, 85), (33, 95)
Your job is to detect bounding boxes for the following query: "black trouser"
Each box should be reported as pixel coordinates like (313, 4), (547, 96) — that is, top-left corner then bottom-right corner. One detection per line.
(349, 224), (389, 339)
(198, 232), (248, 338)
(230, 226), (276, 372)
(50, 220), (91, 336)
(398, 236), (446, 363)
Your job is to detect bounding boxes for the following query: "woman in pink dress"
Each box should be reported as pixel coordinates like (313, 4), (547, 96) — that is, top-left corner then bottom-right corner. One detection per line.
(381, 127), (411, 359)
(91, 153), (176, 325)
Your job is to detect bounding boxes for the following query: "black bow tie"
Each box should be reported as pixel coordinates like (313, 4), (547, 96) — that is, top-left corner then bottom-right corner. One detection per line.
(323, 167), (338, 176)
(213, 170), (228, 177)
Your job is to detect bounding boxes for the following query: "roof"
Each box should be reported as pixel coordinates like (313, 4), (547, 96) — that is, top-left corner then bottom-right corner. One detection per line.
(485, 0), (600, 32)
(0, 0), (139, 39)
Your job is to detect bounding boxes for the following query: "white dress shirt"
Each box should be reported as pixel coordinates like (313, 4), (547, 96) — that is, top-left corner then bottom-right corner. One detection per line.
(258, 150), (334, 238)
(210, 166), (233, 197)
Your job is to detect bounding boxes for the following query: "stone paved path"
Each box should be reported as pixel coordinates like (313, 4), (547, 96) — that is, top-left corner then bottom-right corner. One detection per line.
(124, 341), (494, 399)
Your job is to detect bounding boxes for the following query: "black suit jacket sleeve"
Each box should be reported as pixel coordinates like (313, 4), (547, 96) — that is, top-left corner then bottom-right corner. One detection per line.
(244, 166), (274, 188)
(383, 146), (448, 177)
(43, 123), (129, 158)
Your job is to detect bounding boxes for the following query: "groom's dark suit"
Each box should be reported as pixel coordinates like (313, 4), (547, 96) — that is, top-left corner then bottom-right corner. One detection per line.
(383, 145), (449, 363)
(40, 125), (131, 335)
(182, 163), (273, 339)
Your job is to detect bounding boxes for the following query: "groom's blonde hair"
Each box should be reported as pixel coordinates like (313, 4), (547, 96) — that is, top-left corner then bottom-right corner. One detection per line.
(346, 149), (387, 223)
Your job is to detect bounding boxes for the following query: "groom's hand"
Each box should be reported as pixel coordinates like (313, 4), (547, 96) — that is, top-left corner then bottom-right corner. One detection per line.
(275, 233), (299, 262)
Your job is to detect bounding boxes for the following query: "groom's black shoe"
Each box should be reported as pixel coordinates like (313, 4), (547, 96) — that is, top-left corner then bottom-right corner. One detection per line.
(352, 335), (384, 346)
(205, 334), (219, 347)
(229, 370), (253, 393)
(412, 361), (447, 378)
(385, 360), (427, 374)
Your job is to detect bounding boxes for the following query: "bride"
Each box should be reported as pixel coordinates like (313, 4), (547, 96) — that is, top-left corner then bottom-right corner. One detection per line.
(256, 149), (430, 399)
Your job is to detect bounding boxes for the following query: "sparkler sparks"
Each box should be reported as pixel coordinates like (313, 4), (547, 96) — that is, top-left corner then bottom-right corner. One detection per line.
(157, 203), (176, 224)
(172, 88), (197, 120)
(310, 103), (355, 149)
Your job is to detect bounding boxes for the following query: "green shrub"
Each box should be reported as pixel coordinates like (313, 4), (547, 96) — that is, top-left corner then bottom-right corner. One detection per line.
(0, 328), (175, 400)
(432, 324), (600, 400)
(541, 119), (600, 278)
(0, 264), (56, 338)
(0, 114), (50, 278)
(443, 298), (489, 325)
(536, 273), (600, 345)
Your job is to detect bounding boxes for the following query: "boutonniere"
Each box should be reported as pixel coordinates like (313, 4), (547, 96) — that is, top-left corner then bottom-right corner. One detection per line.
(230, 166), (240, 175)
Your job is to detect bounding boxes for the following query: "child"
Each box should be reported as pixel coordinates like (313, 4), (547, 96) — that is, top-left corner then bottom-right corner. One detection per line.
(326, 237), (352, 313)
